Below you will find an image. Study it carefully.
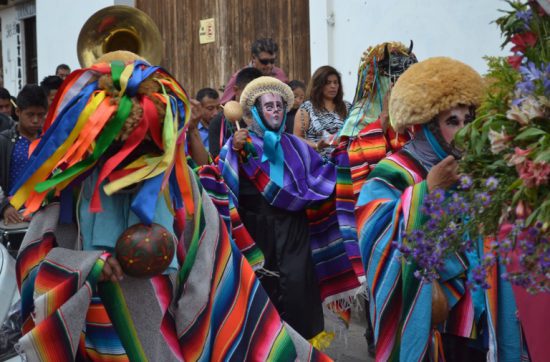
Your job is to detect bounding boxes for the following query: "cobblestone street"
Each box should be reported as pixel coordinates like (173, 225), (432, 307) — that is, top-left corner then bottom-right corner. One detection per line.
(324, 302), (373, 362)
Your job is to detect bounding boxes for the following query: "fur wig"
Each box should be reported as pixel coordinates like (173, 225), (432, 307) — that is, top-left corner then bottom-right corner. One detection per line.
(389, 57), (484, 133)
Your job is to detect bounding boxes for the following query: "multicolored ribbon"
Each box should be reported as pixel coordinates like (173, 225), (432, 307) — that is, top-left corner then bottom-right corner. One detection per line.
(9, 59), (195, 225)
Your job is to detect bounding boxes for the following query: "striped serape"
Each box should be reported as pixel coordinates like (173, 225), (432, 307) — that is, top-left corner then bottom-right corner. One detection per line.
(330, 118), (409, 287)
(356, 150), (469, 361)
(218, 133), (363, 312)
(338, 117), (410, 197)
(15, 173), (331, 361)
(196, 163), (265, 270)
(355, 149), (524, 361)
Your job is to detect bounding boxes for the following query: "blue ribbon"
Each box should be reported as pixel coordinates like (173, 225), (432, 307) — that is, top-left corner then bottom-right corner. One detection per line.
(169, 171), (183, 210)
(422, 124), (448, 161)
(126, 61), (159, 97)
(250, 106), (286, 187)
(9, 81), (98, 195)
(131, 173), (164, 225)
(59, 188), (74, 224)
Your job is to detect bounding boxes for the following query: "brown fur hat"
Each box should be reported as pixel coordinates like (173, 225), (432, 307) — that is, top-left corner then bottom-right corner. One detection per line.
(389, 57), (484, 133)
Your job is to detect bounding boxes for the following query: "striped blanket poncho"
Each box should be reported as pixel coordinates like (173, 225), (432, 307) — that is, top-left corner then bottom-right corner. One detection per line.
(337, 117), (410, 198)
(15, 171), (331, 361)
(196, 163), (265, 270)
(217, 132), (363, 313)
(355, 149), (524, 361)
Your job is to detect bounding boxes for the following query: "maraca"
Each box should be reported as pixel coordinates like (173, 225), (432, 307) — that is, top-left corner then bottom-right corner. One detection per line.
(115, 223), (175, 278)
(223, 100), (243, 130)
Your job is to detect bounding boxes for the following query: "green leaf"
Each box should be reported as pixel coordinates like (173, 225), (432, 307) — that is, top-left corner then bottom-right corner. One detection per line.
(508, 179), (523, 191)
(512, 190), (522, 205)
(535, 149), (550, 163)
(515, 128), (546, 141)
(526, 208), (541, 227)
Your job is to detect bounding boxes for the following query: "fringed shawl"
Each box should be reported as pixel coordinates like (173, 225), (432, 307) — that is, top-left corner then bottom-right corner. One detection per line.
(355, 149), (524, 361)
(218, 133), (363, 312)
(15, 172), (331, 361)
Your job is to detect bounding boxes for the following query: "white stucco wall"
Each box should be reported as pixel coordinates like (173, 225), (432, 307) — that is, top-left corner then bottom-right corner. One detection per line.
(35, 0), (124, 83)
(1, 5), (23, 95)
(310, 0), (510, 101)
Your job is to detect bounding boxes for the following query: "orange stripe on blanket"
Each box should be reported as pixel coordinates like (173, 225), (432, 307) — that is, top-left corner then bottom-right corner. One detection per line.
(212, 258), (256, 359)
(180, 225), (231, 361)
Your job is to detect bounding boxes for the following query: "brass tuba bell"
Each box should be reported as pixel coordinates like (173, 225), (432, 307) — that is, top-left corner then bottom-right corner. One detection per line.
(77, 5), (163, 67)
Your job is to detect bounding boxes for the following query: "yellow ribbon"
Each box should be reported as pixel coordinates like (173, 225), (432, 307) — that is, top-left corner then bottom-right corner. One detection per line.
(11, 92), (107, 210)
(103, 84), (176, 195)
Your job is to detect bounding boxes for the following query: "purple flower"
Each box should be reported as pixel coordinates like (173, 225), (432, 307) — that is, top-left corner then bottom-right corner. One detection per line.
(410, 229), (425, 242)
(519, 238), (536, 256)
(499, 238), (514, 253)
(483, 253), (497, 266)
(426, 219), (439, 231)
(527, 226), (539, 237)
(478, 192), (491, 207)
(443, 223), (457, 238)
(459, 175), (473, 190)
(512, 96), (527, 106)
(448, 193), (468, 214)
(485, 176), (499, 191)
(431, 189), (445, 203)
(516, 80), (536, 94)
(469, 265), (491, 290)
(516, 9), (532, 28)
(520, 62), (543, 82)
(429, 209), (444, 221)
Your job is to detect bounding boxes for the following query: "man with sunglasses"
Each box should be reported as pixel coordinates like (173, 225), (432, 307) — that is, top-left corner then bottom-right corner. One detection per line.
(220, 38), (288, 104)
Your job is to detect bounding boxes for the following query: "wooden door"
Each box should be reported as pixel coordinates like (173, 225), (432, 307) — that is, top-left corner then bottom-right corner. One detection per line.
(136, 0), (310, 97)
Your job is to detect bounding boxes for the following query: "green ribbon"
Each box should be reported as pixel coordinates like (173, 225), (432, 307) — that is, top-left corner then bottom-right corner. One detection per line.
(35, 60), (132, 193)
(111, 60), (125, 90)
(35, 94), (132, 192)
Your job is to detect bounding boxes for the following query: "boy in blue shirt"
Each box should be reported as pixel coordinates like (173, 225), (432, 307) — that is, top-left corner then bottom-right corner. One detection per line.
(0, 84), (47, 224)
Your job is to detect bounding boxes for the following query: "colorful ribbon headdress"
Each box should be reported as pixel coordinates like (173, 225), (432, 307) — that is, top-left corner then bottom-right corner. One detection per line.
(10, 58), (194, 225)
(340, 41), (417, 138)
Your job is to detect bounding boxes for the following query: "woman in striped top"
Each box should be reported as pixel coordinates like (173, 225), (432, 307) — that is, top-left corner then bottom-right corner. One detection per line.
(294, 65), (350, 158)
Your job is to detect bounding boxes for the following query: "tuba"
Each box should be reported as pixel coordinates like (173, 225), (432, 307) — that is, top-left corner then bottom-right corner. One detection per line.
(77, 5), (163, 67)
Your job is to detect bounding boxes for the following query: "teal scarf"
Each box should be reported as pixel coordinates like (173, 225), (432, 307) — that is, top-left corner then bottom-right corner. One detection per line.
(250, 106), (286, 187)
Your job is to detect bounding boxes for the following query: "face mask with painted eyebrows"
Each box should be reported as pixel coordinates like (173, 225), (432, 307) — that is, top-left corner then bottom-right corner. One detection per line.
(259, 93), (285, 130)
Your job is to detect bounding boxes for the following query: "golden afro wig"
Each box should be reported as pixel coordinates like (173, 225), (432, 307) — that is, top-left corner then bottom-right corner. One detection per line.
(239, 76), (294, 112)
(389, 57), (484, 133)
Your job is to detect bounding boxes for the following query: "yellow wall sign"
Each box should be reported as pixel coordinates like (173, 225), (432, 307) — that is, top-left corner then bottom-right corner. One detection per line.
(199, 18), (215, 44)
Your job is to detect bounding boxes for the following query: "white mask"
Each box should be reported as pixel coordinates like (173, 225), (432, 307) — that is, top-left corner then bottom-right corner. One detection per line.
(259, 93), (284, 130)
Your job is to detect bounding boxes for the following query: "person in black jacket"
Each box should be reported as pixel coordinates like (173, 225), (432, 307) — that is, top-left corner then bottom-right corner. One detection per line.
(285, 80), (306, 134)
(40, 75), (63, 106)
(0, 88), (14, 132)
(0, 84), (47, 224)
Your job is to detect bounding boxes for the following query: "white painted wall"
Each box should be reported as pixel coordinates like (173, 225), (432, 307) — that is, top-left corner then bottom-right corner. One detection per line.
(309, 0), (509, 101)
(1, 5), (23, 95)
(35, 0), (121, 84)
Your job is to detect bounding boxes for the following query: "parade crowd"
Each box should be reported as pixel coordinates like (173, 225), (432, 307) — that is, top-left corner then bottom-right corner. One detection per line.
(0, 3), (547, 359)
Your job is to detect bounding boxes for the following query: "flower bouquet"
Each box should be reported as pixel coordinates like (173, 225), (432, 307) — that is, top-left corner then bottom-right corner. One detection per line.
(455, 0), (549, 293)
(400, 0), (549, 293)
